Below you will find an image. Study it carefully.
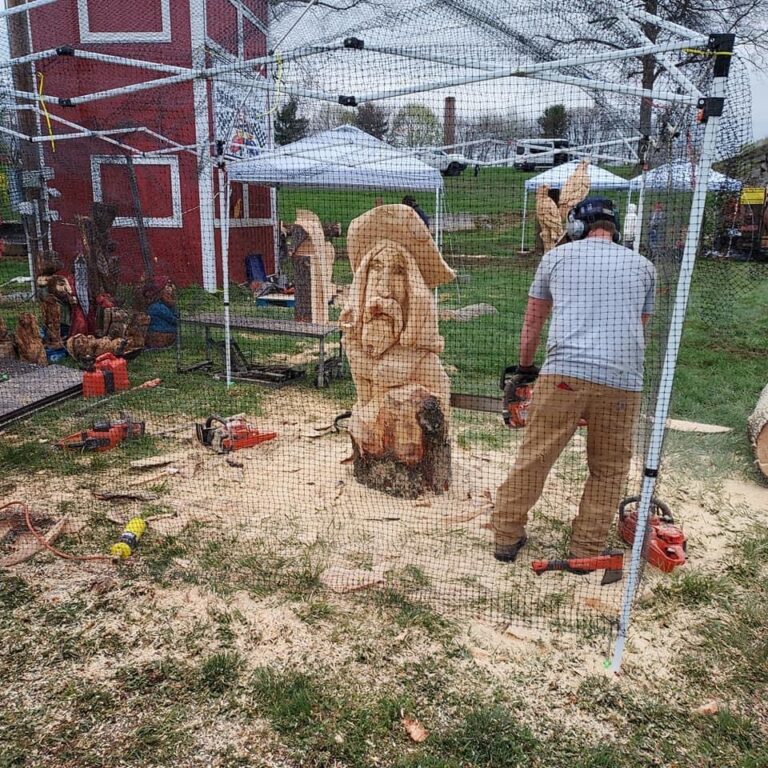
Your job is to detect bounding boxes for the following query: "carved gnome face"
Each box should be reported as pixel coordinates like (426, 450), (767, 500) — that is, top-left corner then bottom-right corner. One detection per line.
(361, 244), (409, 358)
(49, 275), (77, 305)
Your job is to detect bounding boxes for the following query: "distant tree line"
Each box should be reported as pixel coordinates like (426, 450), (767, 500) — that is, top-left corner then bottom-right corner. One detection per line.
(272, 96), (625, 158)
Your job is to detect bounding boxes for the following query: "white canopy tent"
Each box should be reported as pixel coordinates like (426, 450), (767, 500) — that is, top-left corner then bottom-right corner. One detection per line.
(629, 160), (742, 191)
(229, 125), (443, 192)
(228, 124), (446, 269)
(520, 161), (631, 249)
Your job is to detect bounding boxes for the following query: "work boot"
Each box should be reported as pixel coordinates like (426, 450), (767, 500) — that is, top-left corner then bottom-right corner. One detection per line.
(494, 535), (528, 563)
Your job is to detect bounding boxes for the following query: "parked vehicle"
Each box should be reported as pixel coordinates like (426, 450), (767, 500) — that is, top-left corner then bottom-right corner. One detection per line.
(513, 138), (571, 171)
(417, 149), (469, 177)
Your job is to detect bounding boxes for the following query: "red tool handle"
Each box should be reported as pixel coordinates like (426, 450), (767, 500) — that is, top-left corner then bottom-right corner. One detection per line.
(531, 553), (624, 574)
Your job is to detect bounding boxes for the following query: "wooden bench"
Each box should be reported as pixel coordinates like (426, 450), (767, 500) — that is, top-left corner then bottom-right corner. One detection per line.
(176, 311), (342, 387)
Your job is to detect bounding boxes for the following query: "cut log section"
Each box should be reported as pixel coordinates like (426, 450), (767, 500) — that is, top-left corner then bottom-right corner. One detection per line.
(747, 383), (768, 480)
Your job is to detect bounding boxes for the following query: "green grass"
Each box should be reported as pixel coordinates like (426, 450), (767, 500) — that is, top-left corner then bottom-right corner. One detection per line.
(1, 522), (768, 767)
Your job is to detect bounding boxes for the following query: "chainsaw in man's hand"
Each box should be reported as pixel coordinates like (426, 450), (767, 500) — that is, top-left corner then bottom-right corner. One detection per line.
(500, 364), (539, 428)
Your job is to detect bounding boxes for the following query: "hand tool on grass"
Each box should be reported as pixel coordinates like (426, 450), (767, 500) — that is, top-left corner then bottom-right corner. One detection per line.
(618, 496), (687, 572)
(195, 415), (277, 454)
(531, 550), (624, 584)
(56, 413), (145, 452)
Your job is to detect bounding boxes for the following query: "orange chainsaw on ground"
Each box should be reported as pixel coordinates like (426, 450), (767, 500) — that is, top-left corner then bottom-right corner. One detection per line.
(195, 415), (277, 454)
(617, 496), (687, 573)
(56, 414), (145, 452)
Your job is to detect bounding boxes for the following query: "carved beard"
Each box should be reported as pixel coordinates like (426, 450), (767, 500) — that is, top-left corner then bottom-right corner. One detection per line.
(362, 297), (405, 358)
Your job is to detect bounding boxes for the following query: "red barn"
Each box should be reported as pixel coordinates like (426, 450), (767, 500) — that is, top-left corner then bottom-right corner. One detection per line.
(11, 0), (273, 290)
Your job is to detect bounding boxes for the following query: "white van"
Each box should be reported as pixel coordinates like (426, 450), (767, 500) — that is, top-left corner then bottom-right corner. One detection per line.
(513, 139), (571, 171)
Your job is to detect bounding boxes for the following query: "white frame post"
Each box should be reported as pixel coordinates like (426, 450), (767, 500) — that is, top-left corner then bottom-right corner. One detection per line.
(611, 35), (734, 673)
(520, 189), (528, 251)
(218, 166), (233, 387)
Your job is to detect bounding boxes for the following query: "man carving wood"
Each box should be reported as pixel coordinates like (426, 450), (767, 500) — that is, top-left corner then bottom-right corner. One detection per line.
(340, 204), (455, 497)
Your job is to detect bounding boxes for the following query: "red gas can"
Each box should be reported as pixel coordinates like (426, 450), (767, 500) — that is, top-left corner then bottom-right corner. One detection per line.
(95, 353), (129, 391)
(82, 353), (129, 398)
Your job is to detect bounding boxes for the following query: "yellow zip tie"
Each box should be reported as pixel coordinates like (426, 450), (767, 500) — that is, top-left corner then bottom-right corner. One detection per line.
(36, 72), (56, 153)
(682, 48), (734, 56)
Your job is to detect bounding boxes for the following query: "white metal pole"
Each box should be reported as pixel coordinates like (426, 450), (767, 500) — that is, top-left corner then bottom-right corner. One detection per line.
(611, 41), (732, 673)
(520, 190), (528, 251)
(218, 167), (233, 387)
(435, 186), (442, 249)
(635, 178), (646, 254)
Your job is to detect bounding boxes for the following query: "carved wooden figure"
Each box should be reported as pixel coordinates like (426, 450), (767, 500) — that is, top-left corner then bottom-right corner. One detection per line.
(65, 334), (126, 364)
(340, 204), (455, 497)
(558, 160), (591, 220)
(15, 313), (47, 365)
(0, 318), (16, 359)
(535, 185), (564, 252)
(293, 209), (334, 324)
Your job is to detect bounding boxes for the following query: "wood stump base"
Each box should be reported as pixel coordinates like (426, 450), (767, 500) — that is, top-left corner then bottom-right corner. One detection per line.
(351, 396), (451, 498)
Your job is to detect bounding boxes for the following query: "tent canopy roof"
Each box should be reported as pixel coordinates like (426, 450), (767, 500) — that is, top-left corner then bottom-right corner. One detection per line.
(524, 161), (631, 192)
(228, 125), (443, 191)
(629, 160), (742, 191)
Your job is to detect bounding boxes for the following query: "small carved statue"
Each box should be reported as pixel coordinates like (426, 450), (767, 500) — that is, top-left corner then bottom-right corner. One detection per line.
(0, 317), (16, 359)
(65, 334), (126, 365)
(39, 274), (78, 349)
(15, 313), (47, 365)
(340, 204), (455, 497)
(141, 276), (178, 348)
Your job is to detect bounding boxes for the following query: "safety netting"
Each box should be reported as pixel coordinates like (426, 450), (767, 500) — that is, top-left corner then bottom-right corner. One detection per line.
(0, 0), (760, 669)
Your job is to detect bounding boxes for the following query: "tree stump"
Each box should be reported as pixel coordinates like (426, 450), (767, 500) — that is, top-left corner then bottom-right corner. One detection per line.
(351, 391), (451, 499)
(747, 383), (768, 480)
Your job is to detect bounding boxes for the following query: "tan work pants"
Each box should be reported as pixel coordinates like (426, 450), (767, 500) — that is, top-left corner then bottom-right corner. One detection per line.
(494, 375), (641, 557)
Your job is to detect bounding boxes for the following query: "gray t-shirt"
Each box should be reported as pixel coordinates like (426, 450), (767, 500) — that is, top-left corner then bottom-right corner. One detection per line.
(529, 239), (656, 392)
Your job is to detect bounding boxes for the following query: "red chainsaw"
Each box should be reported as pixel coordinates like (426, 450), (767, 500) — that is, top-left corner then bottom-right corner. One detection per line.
(617, 496), (687, 573)
(196, 415), (277, 454)
(500, 366), (587, 429)
(56, 414), (145, 452)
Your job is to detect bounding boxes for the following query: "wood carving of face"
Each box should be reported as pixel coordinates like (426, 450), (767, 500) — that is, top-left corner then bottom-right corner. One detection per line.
(50, 276), (77, 304)
(160, 281), (176, 307)
(361, 244), (410, 358)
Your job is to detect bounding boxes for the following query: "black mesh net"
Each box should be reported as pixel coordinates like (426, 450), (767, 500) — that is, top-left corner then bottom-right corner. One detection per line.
(0, 0), (759, 660)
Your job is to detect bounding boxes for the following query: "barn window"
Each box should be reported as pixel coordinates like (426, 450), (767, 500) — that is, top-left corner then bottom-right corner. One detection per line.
(77, 0), (171, 43)
(90, 155), (182, 228)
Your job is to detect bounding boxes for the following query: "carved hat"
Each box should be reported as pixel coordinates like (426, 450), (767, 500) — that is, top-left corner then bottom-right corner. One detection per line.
(347, 204), (455, 290)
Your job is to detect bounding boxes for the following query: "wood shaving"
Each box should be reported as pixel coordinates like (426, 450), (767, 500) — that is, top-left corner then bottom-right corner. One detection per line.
(401, 715), (428, 743)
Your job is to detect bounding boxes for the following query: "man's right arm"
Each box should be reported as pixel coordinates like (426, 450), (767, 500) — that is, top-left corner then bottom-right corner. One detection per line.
(519, 296), (552, 367)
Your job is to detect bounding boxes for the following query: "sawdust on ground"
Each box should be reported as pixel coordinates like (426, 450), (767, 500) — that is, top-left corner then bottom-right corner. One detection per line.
(3, 388), (768, 741)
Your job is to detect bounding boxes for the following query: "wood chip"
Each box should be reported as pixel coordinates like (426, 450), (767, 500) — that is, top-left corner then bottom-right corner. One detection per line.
(401, 715), (428, 743)
(693, 700), (720, 716)
(666, 418), (732, 434)
(0, 516), (70, 567)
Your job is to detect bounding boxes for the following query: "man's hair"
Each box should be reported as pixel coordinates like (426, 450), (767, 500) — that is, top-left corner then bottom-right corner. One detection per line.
(590, 220), (617, 236)
(402, 195), (417, 207)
